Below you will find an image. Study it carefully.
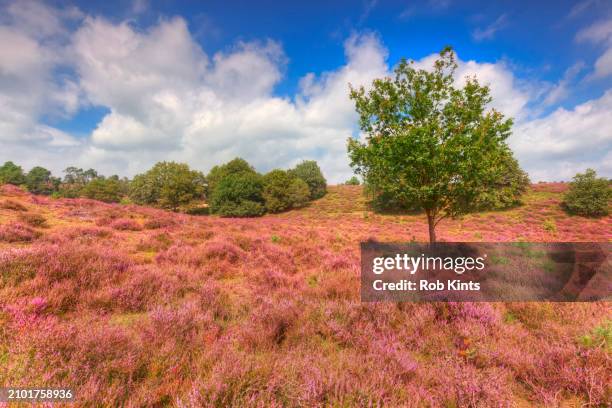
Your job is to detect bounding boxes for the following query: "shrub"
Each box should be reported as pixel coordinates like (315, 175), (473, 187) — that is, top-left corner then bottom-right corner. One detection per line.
(0, 222), (40, 242)
(18, 213), (48, 228)
(210, 172), (265, 217)
(206, 158), (256, 197)
(0, 199), (27, 211)
(129, 162), (206, 211)
(82, 177), (123, 203)
(289, 160), (327, 200)
(110, 218), (143, 231)
(287, 178), (310, 208)
(262, 170), (309, 213)
(345, 176), (360, 185)
(563, 169), (610, 217)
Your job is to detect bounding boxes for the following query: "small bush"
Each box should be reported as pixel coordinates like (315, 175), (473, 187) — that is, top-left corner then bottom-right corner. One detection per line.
(563, 169), (610, 217)
(18, 213), (48, 228)
(110, 218), (143, 231)
(0, 222), (40, 242)
(289, 160), (327, 200)
(210, 172), (265, 217)
(185, 206), (210, 216)
(345, 176), (360, 185)
(0, 199), (27, 211)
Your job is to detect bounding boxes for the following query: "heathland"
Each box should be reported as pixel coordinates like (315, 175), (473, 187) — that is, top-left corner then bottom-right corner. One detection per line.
(0, 183), (610, 406)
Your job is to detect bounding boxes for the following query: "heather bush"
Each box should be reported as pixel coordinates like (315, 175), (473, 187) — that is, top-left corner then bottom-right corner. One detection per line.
(110, 218), (143, 231)
(143, 217), (176, 229)
(0, 222), (40, 242)
(289, 160), (327, 200)
(209, 172), (265, 217)
(563, 168), (610, 216)
(18, 212), (48, 228)
(0, 199), (27, 211)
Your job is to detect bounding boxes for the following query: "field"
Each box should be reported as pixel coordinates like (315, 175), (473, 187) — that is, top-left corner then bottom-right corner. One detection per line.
(0, 183), (610, 406)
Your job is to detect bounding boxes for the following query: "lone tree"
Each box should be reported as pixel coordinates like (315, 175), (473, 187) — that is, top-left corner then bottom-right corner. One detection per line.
(348, 47), (519, 243)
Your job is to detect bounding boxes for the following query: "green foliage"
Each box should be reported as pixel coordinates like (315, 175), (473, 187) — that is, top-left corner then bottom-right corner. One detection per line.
(82, 177), (123, 203)
(0, 161), (25, 185)
(207, 158), (256, 197)
(210, 171), (265, 217)
(25, 167), (59, 195)
(474, 151), (530, 210)
(345, 176), (360, 185)
(129, 162), (206, 211)
(262, 170), (310, 213)
(578, 320), (612, 351)
(287, 178), (310, 209)
(289, 160), (327, 200)
(563, 169), (610, 217)
(348, 47), (515, 243)
(58, 167), (100, 198)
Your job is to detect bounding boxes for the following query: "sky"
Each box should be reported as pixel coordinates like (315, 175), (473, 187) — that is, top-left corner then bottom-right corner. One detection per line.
(1, 0), (611, 183)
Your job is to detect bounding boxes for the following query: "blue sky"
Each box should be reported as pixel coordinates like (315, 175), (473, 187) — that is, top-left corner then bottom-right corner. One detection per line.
(1, 0), (611, 182)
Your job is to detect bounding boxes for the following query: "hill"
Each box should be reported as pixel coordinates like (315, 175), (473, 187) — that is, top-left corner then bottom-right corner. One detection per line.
(0, 183), (610, 406)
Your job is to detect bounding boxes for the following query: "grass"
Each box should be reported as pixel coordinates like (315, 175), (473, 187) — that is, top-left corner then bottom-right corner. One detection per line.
(0, 183), (610, 406)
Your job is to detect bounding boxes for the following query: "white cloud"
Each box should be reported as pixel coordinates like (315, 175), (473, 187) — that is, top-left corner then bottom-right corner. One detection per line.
(576, 18), (612, 79)
(472, 14), (509, 42)
(67, 16), (388, 180)
(511, 90), (612, 180)
(0, 0), (82, 157)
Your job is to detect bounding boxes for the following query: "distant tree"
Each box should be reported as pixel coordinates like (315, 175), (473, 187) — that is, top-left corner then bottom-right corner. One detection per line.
(59, 167), (100, 198)
(348, 47), (516, 243)
(210, 171), (265, 217)
(563, 169), (610, 217)
(82, 177), (123, 203)
(0, 161), (25, 185)
(25, 167), (59, 195)
(262, 169), (310, 213)
(345, 176), (360, 185)
(129, 162), (206, 211)
(206, 158), (256, 197)
(289, 160), (327, 200)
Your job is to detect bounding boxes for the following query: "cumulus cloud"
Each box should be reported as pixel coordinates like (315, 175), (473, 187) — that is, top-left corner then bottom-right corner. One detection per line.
(0, 1), (610, 182)
(511, 90), (612, 180)
(67, 15), (388, 180)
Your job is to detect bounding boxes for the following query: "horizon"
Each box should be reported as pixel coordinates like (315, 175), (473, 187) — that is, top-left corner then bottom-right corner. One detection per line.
(1, 0), (611, 182)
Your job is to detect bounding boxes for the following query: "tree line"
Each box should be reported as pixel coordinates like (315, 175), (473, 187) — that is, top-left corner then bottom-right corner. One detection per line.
(0, 158), (327, 217)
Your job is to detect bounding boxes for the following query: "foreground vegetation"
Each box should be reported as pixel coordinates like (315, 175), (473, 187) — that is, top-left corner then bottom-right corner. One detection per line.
(0, 183), (610, 406)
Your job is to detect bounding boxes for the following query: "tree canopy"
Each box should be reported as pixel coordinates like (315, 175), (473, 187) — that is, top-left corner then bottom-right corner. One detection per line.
(129, 162), (206, 211)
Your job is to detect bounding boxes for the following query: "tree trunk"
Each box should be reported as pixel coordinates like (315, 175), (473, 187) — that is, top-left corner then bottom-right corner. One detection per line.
(426, 212), (436, 244)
